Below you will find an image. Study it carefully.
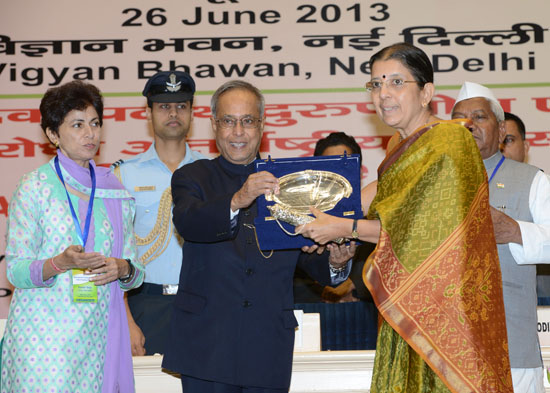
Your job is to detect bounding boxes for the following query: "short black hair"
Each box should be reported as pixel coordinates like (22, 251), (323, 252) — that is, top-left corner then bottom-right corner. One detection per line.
(40, 80), (103, 139)
(504, 112), (526, 140)
(313, 132), (362, 166)
(369, 42), (433, 87)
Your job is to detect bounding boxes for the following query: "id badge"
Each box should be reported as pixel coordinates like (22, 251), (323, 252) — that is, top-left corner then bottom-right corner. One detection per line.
(72, 269), (98, 303)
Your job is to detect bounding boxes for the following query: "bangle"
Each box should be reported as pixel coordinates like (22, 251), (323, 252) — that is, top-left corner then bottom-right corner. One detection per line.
(329, 262), (349, 274)
(50, 256), (66, 273)
(119, 258), (134, 282)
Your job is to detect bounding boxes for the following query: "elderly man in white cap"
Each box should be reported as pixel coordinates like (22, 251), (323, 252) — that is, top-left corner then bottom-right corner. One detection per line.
(452, 81), (550, 393)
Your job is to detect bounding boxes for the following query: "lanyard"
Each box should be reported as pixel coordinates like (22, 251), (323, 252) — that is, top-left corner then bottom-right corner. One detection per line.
(488, 155), (505, 184)
(54, 156), (96, 248)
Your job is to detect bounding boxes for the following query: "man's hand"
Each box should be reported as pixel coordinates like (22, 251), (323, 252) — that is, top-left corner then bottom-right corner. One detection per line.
(322, 279), (359, 303)
(301, 244), (325, 255)
(327, 242), (357, 268)
(490, 206), (523, 244)
(124, 294), (146, 356)
(230, 171), (279, 211)
(129, 320), (146, 356)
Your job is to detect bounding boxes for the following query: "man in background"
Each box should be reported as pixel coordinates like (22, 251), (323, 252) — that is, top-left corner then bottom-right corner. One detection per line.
(452, 81), (550, 393)
(113, 70), (205, 355)
(293, 131), (378, 352)
(295, 132), (373, 304)
(502, 112), (530, 163)
(500, 112), (550, 305)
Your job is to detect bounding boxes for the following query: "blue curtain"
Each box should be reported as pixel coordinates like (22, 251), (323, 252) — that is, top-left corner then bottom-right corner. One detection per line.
(295, 301), (378, 350)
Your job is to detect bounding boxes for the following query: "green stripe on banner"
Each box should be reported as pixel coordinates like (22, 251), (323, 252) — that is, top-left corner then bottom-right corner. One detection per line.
(1, 82), (550, 99)
(438, 82), (550, 90)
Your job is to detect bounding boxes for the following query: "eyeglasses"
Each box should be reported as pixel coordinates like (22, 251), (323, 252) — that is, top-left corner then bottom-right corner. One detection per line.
(365, 78), (418, 92)
(215, 116), (262, 129)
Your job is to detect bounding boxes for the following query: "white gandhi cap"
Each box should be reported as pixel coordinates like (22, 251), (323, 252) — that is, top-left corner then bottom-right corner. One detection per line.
(453, 81), (505, 122)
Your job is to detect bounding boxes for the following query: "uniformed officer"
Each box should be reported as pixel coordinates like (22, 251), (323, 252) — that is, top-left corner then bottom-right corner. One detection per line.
(113, 70), (206, 355)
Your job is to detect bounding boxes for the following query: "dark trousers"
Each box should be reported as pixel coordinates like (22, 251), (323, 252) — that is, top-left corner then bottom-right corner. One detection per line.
(181, 375), (289, 393)
(127, 283), (175, 355)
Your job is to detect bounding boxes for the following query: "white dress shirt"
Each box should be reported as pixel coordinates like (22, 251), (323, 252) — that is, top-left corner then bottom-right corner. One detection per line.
(509, 171), (550, 264)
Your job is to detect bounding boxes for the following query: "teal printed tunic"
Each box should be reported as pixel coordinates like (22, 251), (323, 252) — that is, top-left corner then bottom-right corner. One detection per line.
(2, 158), (144, 393)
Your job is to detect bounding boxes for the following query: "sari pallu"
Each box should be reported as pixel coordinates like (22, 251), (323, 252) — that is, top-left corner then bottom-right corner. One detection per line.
(365, 120), (513, 393)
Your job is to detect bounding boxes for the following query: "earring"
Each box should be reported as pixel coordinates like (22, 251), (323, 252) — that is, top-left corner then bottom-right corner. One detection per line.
(54, 141), (59, 148)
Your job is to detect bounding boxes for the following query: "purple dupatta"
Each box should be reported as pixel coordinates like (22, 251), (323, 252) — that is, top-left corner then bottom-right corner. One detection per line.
(56, 152), (135, 393)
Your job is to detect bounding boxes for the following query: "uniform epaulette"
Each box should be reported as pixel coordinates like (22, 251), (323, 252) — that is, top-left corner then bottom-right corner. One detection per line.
(111, 159), (125, 182)
(110, 159), (125, 170)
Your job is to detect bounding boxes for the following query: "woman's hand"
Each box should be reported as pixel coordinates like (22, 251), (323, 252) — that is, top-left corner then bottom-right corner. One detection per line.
(56, 245), (106, 271)
(88, 258), (130, 286)
(297, 207), (351, 245)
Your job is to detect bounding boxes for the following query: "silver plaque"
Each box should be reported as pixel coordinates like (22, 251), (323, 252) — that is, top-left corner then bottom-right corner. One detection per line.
(266, 170), (352, 226)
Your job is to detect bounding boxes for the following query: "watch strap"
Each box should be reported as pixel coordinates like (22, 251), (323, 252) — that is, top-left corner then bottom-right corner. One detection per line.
(351, 219), (359, 239)
(119, 258), (134, 282)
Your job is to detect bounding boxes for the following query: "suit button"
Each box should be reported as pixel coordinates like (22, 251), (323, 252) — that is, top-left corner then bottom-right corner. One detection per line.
(243, 300), (252, 308)
(245, 268), (254, 276)
(246, 238), (253, 244)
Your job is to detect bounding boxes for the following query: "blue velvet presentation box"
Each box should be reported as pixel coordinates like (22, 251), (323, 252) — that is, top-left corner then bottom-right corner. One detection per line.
(254, 154), (363, 250)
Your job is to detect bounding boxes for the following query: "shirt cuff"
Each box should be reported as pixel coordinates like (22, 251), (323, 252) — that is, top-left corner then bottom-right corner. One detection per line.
(510, 220), (550, 264)
(329, 260), (353, 285)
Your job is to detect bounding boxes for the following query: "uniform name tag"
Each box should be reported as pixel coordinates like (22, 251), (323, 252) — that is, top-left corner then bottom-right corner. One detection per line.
(134, 186), (156, 192)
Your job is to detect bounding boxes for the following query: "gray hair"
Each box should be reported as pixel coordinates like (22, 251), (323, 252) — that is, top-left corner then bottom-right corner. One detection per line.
(210, 80), (265, 118)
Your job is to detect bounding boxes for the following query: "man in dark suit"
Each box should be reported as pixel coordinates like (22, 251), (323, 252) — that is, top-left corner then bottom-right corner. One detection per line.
(162, 80), (354, 393)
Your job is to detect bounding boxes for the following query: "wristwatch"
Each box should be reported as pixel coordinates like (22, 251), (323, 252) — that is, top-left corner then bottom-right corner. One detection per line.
(351, 219), (359, 239)
(119, 258), (134, 282)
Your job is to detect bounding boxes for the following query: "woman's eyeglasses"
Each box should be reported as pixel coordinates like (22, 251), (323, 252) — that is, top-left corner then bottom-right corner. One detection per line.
(365, 78), (418, 92)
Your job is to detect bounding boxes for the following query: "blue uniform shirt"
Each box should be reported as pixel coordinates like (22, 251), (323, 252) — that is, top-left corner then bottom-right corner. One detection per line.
(117, 143), (206, 284)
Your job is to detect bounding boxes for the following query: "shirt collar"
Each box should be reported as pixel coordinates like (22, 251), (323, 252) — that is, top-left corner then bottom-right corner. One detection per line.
(483, 151), (504, 173)
(483, 151), (502, 176)
(218, 154), (257, 176)
(135, 143), (160, 164)
(136, 142), (194, 170)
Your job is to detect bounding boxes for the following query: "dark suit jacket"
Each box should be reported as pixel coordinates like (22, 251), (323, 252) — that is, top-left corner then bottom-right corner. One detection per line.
(162, 156), (330, 389)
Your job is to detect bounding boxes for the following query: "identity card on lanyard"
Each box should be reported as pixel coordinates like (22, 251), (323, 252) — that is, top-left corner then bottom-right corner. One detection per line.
(54, 156), (98, 303)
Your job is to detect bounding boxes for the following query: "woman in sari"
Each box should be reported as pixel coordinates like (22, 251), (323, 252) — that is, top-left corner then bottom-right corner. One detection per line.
(299, 43), (513, 393)
(2, 80), (144, 393)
